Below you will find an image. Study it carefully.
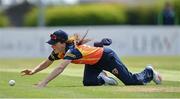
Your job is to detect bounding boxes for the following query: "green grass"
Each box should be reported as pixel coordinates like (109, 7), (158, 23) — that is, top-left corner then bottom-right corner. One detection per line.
(0, 56), (180, 98)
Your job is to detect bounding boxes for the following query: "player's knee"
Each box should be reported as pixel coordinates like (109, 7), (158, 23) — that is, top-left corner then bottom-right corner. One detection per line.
(83, 80), (103, 86)
(83, 81), (92, 86)
(83, 80), (95, 86)
(83, 80), (93, 86)
(124, 82), (134, 85)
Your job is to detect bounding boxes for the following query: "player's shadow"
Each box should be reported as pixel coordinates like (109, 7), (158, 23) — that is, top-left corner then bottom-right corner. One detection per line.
(51, 85), (83, 87)
(51, 84), (122, 88)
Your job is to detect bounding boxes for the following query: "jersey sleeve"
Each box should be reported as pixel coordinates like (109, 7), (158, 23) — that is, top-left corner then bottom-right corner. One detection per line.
(63, 48), (82, 60)
(48, 51), (60, 61)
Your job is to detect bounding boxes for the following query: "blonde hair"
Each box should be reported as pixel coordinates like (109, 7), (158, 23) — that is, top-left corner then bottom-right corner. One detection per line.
(66, 31), (91, 45)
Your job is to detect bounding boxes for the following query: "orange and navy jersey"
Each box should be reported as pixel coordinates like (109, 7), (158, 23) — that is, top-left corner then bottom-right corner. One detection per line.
(48, 44), (104, 65)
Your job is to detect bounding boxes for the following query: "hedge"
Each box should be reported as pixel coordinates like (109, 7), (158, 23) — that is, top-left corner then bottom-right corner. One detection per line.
(126, 5), (160, 25)
(24, 4), (127, 26)
(174, 0), (180, 24)
(24, 3), (179, 26)
(0, 13), (9, 27)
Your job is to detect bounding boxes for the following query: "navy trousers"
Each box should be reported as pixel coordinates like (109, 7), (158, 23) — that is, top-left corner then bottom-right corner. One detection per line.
(83, 48), (153, 86)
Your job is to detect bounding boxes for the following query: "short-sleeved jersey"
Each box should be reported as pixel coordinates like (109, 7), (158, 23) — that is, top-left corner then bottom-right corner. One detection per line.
(48, 44), (104, 65)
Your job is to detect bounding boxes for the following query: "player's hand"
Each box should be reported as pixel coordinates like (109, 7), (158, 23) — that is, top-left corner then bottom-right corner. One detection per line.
(21, 69), (34, 76)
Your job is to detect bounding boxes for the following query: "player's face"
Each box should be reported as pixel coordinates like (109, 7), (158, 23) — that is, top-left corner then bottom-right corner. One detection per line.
(51, 42), (66, 53)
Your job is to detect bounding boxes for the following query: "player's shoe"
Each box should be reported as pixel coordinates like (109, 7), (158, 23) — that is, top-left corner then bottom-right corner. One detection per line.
(146, 64), (162, 85)
(106, 77), (118, 86)
(98, 71), (118, 86)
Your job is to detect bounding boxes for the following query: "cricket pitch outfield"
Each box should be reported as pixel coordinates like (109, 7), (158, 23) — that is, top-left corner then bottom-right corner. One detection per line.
(0, 56), (180, 98)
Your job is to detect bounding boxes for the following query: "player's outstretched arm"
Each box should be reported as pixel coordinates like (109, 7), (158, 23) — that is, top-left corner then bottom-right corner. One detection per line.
(21, 59), (53, 76)
(36, 60), (71, 88)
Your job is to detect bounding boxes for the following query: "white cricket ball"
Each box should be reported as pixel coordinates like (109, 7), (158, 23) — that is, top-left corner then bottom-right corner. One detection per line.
(9, 80), (15, 86)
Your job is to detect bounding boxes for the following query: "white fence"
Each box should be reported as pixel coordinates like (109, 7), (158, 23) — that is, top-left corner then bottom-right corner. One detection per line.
(0, 26), (180, 58)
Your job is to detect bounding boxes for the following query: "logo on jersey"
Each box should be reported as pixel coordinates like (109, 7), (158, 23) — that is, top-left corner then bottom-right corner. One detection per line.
(65, 53), (76, 58)
(112, 68), (119, 77)
(64, 50), (76, 58)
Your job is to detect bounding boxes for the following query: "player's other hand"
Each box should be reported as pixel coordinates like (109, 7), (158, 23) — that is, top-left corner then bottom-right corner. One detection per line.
(21, 69), (34, 76)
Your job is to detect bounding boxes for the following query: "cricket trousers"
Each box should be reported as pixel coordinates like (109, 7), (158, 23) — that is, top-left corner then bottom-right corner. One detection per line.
(83, 48), (153, 86)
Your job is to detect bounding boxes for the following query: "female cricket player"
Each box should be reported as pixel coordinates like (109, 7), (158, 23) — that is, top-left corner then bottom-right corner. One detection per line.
(21, 29), (162, 88)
